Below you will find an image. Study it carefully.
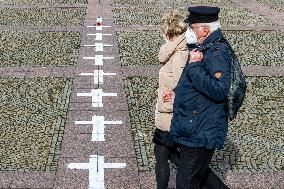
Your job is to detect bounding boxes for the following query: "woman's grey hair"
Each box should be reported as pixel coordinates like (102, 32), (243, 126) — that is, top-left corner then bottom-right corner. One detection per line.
(199, 20), (221, 32)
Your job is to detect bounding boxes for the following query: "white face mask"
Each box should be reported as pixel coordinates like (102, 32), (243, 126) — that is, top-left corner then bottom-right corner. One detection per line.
(185, 28), (197, 44)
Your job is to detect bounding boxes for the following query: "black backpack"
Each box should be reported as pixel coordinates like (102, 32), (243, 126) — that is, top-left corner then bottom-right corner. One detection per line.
(196, 37), (247, 121)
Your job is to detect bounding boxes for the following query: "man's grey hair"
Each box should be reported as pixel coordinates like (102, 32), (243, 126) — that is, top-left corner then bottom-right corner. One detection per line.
(199, 20), (221, 32)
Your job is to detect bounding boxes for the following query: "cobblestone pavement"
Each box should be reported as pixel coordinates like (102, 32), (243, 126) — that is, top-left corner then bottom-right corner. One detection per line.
(0, 77), (73, 172)
(0, 0), (283, 189)
(116, 0), (284, 188)
(0, 0), (88, 188)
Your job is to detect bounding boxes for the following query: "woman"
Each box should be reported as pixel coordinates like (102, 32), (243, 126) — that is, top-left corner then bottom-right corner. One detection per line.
(153, 10), (188, 189)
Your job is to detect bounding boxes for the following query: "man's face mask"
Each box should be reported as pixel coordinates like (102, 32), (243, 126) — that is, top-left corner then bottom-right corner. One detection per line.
(185, 28), (197, 44)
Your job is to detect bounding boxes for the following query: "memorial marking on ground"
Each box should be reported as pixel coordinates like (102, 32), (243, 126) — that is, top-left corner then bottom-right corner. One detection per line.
(77, 89), (117, 107)
(83, 43), (113, 51)
(68, 155), (126, 189)
(82, 55), (114, 65)
(75, 115), (123, 142)
(87, 33), (112, 41)
(79, 70), (116, 84)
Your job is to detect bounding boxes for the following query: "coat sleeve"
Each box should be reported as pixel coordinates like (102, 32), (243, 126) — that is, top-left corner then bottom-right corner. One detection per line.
(158, 42), (176, 63)
(185, 50), (231, 102)
(156, 87), (174, 113)
(172, 50), (188, 87)
(157, 50), (188, 113)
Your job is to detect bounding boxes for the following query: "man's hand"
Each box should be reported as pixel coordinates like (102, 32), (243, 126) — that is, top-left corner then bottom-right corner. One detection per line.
(162, 89), (174, 102)
(189, 50), (203, 63)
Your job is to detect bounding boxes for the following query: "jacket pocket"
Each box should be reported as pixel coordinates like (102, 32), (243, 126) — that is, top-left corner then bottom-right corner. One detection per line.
(175, 115), (199, 139)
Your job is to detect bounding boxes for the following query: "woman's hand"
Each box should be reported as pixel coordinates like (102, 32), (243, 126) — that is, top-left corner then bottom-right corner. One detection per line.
(162, 89), (175, 102)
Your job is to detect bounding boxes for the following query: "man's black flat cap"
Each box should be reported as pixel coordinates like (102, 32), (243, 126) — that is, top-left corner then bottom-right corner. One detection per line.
(184, 6), (220, 24)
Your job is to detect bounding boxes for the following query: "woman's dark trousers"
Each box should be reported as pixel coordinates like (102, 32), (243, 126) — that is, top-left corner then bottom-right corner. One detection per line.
(154, 143), (179, 189)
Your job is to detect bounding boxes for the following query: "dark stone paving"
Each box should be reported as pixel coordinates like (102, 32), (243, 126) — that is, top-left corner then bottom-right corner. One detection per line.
(0, 77), (73, 172)
(0, 7), (86, 27)
(0, 32), (81, 67)
(116, 30), (284, 67)
(113, 5), (276, 27)
(114, 0), (284, 188)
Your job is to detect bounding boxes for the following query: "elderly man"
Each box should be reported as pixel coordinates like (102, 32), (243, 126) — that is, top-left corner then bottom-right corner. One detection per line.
(163, 6), (231, 189)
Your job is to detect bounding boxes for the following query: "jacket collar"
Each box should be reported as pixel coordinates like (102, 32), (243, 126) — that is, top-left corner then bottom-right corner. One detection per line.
(200, 29), (223, 46)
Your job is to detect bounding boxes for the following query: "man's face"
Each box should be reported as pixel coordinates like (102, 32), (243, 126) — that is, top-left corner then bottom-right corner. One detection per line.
(189, 23), (210, 44)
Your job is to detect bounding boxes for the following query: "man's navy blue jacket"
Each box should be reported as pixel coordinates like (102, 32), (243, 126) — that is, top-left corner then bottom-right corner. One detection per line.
(170, 29), (231, 149)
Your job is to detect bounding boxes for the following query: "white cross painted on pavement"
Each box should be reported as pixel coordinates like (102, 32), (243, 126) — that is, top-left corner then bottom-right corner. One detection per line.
(87, 33), (112, 41)
(83, 55), (114, 66)
(75, 115), (122, 141)
(87, 25), (111, 30)
(96, 17), (111, 22)
(80, 70), (116, 85)
(77, 89), (117, 108)
(68, 155), (126, 189)
(84, 43), (113, 51)
(97, 17), (103, 23)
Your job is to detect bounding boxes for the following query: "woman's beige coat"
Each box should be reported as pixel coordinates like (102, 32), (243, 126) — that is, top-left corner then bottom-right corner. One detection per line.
(155, 33), (188, 131)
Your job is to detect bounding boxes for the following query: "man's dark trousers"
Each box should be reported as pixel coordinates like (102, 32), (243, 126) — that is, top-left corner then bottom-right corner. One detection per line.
(176, 145), (229, 189)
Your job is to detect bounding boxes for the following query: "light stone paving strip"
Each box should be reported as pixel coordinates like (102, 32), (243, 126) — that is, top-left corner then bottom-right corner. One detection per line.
(112, 0), (234, 6)
(0, 31), (81, 67)
(231, 0), (284, 26)
(255, 0), (284, 3)
(0, 4), (87, 8)
(123, 76), (284, 173)
(0, 7), (86, 27)
(56, 1), (135, 188)
(0, 77), (73, 171)
(0, 0), (87, 5)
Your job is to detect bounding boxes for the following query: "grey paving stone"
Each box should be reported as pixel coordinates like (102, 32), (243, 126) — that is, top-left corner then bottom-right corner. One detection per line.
(60, 132), (98, 158)
(123, 76), (284, 172)
(117, 31), (163, 66)
(10, 172), (55, 188)
(0, 31), (81, 67)
(0, 173), (14, 188)
(113, 6), (276, 27)
(112, 0), (234, 6)
(104, 157), (140, 189)
(0, 77), (73, 172)
(97, 124), (136, 158)
(117, 30), (284, 67)
(255, 0), (284, 4)
(0, 0), (87, 5)
(53, 157), (89, 189)
(0, 7), (86, 27)
(224, 31), (284, 66)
